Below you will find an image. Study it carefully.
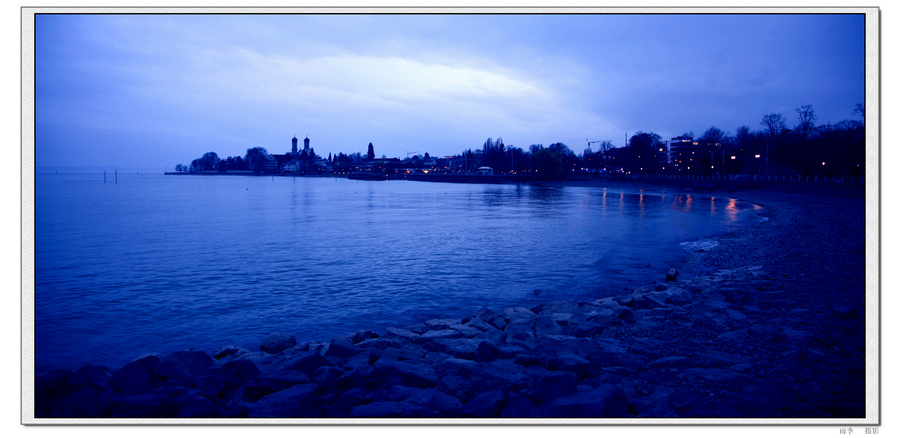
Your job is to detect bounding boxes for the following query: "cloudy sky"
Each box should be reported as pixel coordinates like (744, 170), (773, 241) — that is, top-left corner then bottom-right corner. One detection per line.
(34, 12), (867, 172)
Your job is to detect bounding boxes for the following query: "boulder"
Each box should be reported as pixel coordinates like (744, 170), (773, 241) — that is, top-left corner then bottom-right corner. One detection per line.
(283, 351), (334, 376)
(408, 388), (464, 416)
(260, 333), (297, 354)
(527, 371), (577, 402)
(539, 383), (629, 417)
(548, 352), (591, 380)
(322, 342), (364, 363)
(349, 330), (379, 344)
(109, 355), (164, 396)
(501, 307), (537, 324)
(462, 307), (496, 324)
(372, 359), (438, 388)
(534, 315), (565, 337)
(245, 383), (322, 417)
(503, 321), (535, 342)
(324, 386), (373, 417)
(461, 389), (506, 417)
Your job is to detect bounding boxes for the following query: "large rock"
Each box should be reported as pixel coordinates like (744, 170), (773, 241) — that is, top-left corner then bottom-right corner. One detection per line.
(260, 333), (297, 354)
(526, 371), (577, 402)
(534, 315), (565, 337)
(283, 351), (335, 376)
(461, 389), (506, 417)
(244, 383), (323, 417)
(501, 307), (537, 324)
(407, 388), (464, 416)
(372, 359), (438, 388)
(548, 352), (591, 380)
(109, 355), (164, 396)
(539, 384), (629, 417)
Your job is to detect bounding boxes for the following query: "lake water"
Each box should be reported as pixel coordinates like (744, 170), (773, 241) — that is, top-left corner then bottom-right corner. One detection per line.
(34, 173), (764, 370)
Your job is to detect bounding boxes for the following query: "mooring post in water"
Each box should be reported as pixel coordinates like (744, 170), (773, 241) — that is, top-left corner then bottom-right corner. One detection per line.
(104, 171), (106, 183)
(115, 170), (118, 184)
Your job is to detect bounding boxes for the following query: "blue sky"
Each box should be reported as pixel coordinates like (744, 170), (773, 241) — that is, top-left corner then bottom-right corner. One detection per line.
(34, 12), (866, 172)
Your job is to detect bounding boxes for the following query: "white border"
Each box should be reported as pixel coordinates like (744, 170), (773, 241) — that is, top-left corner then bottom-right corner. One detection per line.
(20, 6), (881, 426)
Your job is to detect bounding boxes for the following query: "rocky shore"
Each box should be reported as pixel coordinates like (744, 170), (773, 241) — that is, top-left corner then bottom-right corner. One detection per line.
(33, 186), (868, 420)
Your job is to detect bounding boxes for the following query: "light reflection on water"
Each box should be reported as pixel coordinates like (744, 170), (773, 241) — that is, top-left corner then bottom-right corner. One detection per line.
(35, 173), (763, 370)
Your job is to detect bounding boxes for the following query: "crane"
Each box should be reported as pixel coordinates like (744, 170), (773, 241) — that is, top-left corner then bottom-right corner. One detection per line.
(586, 139), (611, 152)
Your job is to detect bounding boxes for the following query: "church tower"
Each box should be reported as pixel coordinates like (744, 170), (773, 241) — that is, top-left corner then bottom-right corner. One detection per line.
(304, 136), (310, 150)
(292, 136), (298, 157)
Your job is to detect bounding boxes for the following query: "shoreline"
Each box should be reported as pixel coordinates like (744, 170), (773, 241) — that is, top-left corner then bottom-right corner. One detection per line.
(31, 184), (869, 420)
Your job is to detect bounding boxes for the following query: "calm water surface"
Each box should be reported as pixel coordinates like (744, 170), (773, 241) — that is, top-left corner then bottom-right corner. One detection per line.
(35, 173), (763, 370)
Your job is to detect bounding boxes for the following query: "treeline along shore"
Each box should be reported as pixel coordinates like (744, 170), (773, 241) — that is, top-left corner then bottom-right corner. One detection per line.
(33, 183), (868, 420)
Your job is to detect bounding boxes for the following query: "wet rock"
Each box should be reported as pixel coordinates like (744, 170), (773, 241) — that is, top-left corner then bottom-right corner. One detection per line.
(500, 390), (538, 417)
(526, 371), (577, 402)
(568, 320), (606, 337)
(311, 366), (344, 387)
(502, 307), (537, 323)
(463, 317), (496, 333)
(178, 394), (226, 417)
(260, 333), (297, 354)
(239, 368), (310, 402)
(322, 342), (364, 364)
(109, 355), (164, 396)
(462, 307), (496, 324)
(503, 321), (535, 342)
(324, 386), (373, 417)
(612, 306), (634, 321)
(349, 330), (379, 344)
(245, 383), (322, 417)
(408, 389), (464, 416)
(372, 359), (438, 388)
(629, 386), (678, 417)
(220, 359), (262, 392)
(534, 315), (565, 337)
(282, 350), (332, 377)
(450, 324), (484, 338)
(548, 352), (591, 380)
(213, 345), (247, 360)
(539, 384), (629, 417)
(461, 389), (506, 417)
(381, 327), (420, 342)
(69, 365), (112, 392)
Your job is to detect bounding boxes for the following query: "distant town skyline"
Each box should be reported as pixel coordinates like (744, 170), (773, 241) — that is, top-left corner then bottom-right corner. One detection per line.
(33, 11), (867, 172)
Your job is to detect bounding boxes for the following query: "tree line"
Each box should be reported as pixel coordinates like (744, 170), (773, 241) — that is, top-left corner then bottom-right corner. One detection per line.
(614, 104), (865, 177)
(174, 103), (863, 178)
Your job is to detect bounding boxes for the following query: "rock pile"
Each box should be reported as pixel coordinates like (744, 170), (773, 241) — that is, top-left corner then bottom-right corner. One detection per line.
(34, 266), (864, 419)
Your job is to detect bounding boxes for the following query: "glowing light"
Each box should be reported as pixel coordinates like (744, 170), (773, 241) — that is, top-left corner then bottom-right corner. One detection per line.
(731, 156), (736, 160)
(755, 154), (761, 158)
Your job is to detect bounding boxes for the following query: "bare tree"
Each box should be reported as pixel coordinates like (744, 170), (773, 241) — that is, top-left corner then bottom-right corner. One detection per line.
(796, 104), (817, 142)
(760, 113), (786, 173)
